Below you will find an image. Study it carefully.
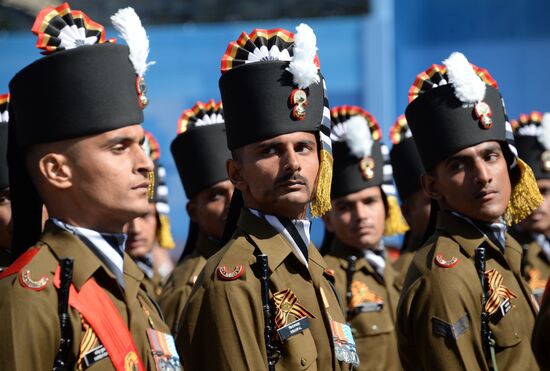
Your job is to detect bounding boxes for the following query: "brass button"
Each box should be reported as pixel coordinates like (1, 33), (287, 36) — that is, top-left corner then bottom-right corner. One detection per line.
(301, 357), (307, 366)
(514, 332), (519, 338)
(372, 324), (379, 331)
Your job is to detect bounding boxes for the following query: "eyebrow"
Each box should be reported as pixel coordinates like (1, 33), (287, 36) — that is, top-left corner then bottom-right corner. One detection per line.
(102, 135), (138, 148)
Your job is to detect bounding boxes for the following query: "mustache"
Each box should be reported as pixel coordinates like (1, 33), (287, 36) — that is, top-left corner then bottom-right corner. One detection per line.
(274, 173), (309, 187)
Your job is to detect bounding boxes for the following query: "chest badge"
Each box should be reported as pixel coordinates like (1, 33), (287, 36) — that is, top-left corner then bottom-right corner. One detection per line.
(217, 265), (245, 281)
(19, 270), (49, 291)
(434, 254), (459, 268)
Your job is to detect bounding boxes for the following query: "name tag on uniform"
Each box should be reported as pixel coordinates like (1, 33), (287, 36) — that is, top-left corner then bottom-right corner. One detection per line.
(146, 329), (182, 370)
(330, 320), (360, 367)
(354, 301), (383, 313)
(83, 345), (109, 368)
(277, 317), (310, 341)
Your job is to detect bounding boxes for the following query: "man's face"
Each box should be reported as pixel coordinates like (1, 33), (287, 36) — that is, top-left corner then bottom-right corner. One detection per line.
(325, 186), (386, 250)
(519, 179), (550, 235)
(423, 141), (511, 223)
(0, 188), (12, 251)
(401, 189), (431, 237)
(187, 179), (234, 241)
(124, 203), (157, 258)
(229, 131), (319, 219)
(68, 125), (154, 229)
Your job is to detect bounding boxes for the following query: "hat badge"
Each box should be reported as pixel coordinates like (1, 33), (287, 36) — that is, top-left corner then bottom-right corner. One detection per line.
(136, 76), (149, 109)
(290, 89), (307, 121)
(541, 151), (550, 172)
(474, 101), (493, 129)
(359, 156), (375, 180)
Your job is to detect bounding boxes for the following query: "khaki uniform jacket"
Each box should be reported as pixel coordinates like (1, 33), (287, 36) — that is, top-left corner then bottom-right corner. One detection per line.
(397, 211), (539, 371)
(510, 229), (550, 302)
(393, 232), (424, 288)
(158, 232), (219, 334)
(177, 209), (352, 371)
(141, 267), (164, 300)
(324, 240), (403, 371)
(532, 285), (550, 370)
(0, 222), (174, 370)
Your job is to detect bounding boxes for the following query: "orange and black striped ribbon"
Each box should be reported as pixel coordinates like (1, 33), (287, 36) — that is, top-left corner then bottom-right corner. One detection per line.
(77, 316), (100, 370)
(485, 268), (517, 315)
(273, 289), (316, 329)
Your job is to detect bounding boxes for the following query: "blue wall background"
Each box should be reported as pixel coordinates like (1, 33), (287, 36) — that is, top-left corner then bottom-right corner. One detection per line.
(1, 0), (549, 256)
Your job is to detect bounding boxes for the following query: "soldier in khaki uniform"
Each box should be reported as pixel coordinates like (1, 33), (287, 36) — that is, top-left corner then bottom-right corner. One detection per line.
(159, 100), (233, 333)
(322, 106), (407, 371)
(124, 131), (177, 300)
(510, 112), (550, 303)
(396, 52), (541, 370)
(0, 5), (181, 370)
(177, 25), (359, 370)
(388, 115), (431, 278)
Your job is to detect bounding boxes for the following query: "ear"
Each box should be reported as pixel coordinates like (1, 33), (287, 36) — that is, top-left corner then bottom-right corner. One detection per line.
(421, 173), (441, 201)
(38, 153), (72, 190)
(186, 200), (198, 223)
(322, 212), (334, 232)
(227, 158), (249, 192)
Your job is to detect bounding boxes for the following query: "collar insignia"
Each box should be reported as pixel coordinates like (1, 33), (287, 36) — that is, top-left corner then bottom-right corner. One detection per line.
(19, 270), (49, 291)
(434, 254), (459, 268)
(217, 265), (245, 281)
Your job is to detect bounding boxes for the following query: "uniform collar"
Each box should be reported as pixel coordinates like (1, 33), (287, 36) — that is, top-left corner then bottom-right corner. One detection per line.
(236, 208), (325, 272)
(248, 208), (311, 266)
(41, 221), (144, 293)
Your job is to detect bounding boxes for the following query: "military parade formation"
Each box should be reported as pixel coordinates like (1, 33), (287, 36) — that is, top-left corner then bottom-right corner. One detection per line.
(0, 3), (550, 371)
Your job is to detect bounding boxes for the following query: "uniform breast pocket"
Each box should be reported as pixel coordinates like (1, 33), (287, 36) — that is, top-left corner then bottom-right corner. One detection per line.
(351, 309), (394, 337)
(489, 303), (522, 348)
(280, 328), (319, 370)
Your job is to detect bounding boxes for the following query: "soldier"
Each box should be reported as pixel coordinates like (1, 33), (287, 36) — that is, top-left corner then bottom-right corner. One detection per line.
(509, 112), (550, 303)
(389, 115), (431, 277)
(0, 94), (11, 267)
(124, 131), (176, 299)
(396, 52), (541, 370)
(0, 4), (181, 370)
(177, 25), (359, 370)
(158, 100), (233, 334)
(322, 106), (407, 371)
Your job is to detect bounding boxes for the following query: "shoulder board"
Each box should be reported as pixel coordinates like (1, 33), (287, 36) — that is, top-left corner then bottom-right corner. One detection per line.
(0, 247), (41, 280)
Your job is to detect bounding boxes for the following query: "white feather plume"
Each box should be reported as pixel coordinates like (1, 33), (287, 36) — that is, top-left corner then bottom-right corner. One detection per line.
(286, 23), (320, 89)
(111, 7), (155, 77)
(331, 115), (373, 158)
(538, 113), (550, 150)
(443, 52), (486, 104)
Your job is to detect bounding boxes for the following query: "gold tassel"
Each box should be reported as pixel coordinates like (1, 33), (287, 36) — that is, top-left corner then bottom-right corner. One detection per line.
(383, 195), (410, 236)
(310, 149), (333, 218)
(147, 170), (155, 201)
(157, 214), (176, 249)
(504, 158), (544, 225)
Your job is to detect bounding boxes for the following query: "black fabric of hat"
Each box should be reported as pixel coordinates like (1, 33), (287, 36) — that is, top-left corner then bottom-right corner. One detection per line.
(389, 115), (424, 200)
(8, 4), (150, 259)
(513, 112), (550, 180)
(220, 61), (324, 150)
(0, 94), (9, 190)
(406, 84), (506, 171)
(171, 100), (230, 199)
(330, 106), (384, 198)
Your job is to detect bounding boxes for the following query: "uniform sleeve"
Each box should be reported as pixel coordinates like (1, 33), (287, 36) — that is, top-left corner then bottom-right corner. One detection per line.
(158, 280), (192, 335)
(0, 276), (60, 371)
(532, 294), (550, 368)
(397, 270), (489, 371)
(176, 278), (266, 371)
